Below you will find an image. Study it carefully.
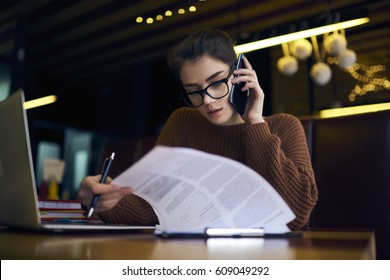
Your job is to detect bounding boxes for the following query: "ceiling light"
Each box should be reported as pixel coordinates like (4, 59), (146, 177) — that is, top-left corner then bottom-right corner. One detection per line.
(24, 95), (57, 110)
(234, 17), (369, 54)
(135, 17), (143, 23)
(165, 10), (172, 17)
(178, 8), (185, 15)
(319, 102), (390, 118)
(146, 17), (153, 24)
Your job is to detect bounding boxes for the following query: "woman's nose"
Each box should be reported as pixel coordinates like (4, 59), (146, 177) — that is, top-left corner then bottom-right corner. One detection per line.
(202, 93), (214, 105)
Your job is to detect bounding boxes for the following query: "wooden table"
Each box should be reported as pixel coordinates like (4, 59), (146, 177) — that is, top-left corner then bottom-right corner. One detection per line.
(0, 228), (376, 260)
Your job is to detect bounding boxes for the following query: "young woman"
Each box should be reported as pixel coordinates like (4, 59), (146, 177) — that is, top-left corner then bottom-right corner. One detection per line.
(78, 29), (318, 230)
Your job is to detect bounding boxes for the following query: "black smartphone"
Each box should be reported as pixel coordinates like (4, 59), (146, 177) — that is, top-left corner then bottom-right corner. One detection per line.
(229, 53), (249, 115)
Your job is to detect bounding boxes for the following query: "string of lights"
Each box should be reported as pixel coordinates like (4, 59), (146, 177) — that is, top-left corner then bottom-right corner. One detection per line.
(345, 63), (390, 102)
(135, 2), (202, 25)
(328, 57), (390, 101)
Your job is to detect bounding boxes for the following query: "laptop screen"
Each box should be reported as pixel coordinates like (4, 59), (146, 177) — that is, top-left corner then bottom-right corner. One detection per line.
(0, 90), (42, 229)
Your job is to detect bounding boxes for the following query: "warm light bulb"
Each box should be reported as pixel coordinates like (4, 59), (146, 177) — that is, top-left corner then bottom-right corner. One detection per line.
(156, 15), (163, 21)
(165, 10), (172, 16)
(135, 17), (143, 23)
(146, 17), (153, 24)
(189, 6), (196, 12)
(178, 8), (185, 14)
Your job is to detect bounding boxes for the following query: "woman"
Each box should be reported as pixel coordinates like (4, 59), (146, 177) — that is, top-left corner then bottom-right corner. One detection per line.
(78, 29), (318, 230)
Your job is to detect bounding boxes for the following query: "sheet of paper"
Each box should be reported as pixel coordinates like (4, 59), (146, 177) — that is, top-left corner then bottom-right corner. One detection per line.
(113, 146), (295, 234)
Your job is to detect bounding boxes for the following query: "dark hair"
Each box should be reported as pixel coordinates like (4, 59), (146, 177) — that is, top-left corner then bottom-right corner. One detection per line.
(167, 29), (237, 80)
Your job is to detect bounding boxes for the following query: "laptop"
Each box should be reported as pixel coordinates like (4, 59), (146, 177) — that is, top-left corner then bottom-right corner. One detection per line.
(0, 90), (154, 232)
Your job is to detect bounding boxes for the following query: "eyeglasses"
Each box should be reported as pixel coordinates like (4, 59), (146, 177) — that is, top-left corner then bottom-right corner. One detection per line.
(181, 69), (233, 108)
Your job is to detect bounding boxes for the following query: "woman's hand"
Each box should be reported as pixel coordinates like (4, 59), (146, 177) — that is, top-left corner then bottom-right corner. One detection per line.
(77, 175), (133, 213)
(232, 56), (265, 124)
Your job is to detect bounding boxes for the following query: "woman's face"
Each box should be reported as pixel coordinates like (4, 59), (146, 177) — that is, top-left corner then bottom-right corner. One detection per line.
(180, 55), (244, 126)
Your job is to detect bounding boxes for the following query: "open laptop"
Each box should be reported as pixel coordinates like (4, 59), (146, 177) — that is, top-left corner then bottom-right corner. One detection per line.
(0, 90), (154, 232)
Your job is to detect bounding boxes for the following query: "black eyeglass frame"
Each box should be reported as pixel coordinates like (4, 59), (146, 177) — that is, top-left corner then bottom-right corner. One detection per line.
(181, 67), (234, 108)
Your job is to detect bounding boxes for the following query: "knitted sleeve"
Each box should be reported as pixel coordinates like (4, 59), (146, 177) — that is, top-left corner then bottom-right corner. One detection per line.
(98, 194), (158, 225)
(242, 114), (318, 229)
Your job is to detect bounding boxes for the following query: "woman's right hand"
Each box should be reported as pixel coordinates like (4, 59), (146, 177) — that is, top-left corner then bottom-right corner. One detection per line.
(77, 175), (134, 213)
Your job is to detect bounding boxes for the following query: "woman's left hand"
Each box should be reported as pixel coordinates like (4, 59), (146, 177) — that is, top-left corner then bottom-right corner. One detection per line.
(232, 56), (265, 124)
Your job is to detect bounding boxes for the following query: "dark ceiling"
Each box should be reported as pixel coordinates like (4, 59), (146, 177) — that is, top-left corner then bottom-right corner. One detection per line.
(0, 0), (389, 133)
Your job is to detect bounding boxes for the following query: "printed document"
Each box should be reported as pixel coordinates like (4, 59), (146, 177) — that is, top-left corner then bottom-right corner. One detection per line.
(113, 146), (295, 234)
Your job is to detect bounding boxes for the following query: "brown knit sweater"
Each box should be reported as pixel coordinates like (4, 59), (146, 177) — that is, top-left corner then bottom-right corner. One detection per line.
(99, 108), (318, 230)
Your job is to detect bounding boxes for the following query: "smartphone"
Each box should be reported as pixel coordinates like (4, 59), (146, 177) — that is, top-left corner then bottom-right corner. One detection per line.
(229, 53), (249, 115)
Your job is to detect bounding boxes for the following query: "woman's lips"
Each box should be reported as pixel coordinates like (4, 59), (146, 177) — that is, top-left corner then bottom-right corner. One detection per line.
(208, 108), (223, 117)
